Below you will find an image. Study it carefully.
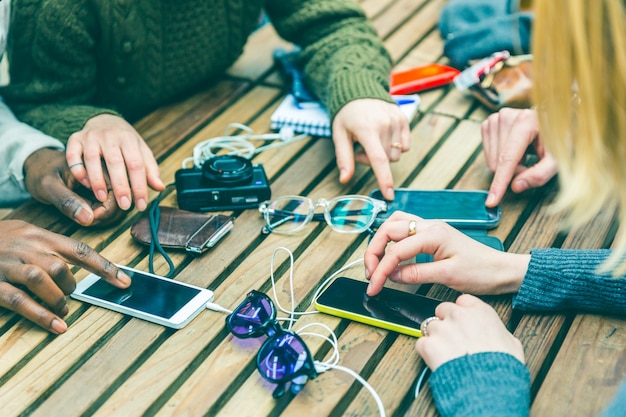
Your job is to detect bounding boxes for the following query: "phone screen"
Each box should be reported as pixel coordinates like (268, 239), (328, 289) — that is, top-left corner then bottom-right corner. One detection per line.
(81, 268), (202, 319)
(315, 277), (441, 335)
(371, 189), (500, 228)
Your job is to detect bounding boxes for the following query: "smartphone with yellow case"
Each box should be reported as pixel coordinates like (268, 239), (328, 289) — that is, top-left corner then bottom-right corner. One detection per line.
(314, 277), (441, 337)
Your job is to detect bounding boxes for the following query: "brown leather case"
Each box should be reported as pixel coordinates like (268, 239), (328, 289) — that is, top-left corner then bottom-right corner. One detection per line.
(469, 55), (533, 111)
(131, 206), (234, 253)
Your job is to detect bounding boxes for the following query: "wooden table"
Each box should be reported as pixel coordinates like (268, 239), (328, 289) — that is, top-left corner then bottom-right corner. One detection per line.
(1, 1), (625, 416)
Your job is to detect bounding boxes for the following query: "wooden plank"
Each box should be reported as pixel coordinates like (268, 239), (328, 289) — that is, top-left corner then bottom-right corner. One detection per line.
(394, 30), (445, 71)
(342, 123), (518, 416)
(530, 206), (621, 417)
(406, 119), (482, 189)
(70, 139), (344, 416)
(86, 111), (459, 416)
(514, 200), (616, 386)
(2, 3), (615, 417)
(0, 86), (295, 415)
(210, 254), (415, 417)
(226, 24), (292, 81)
(0, 76), (254, 335)
(20, 122), (326, 417)
(0, 307), (132, 416)
(373, 0), (428, 39)
(289, 118), (489, 416)
(532, 315), (626, 417)
(28, 320), (163, 417)
(359, 0), (395, 18)
(384, 0), (446, 63)
(402, 137), (618, 416)
(136, 80), (250, 158)
(433, 87), (477, 120)
(350, 113), (457, 194)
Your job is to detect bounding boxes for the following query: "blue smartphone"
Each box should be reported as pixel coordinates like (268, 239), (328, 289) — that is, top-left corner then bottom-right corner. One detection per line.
(371, 189), (501, 229)
(414, 229), (504, 263)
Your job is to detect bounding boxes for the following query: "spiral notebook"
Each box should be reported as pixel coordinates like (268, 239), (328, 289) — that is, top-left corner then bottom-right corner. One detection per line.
(270, 94), (420, 138)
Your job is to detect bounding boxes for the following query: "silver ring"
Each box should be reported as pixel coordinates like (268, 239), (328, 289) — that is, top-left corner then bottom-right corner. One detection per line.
(420, 316), (440, 337)
(68, 162), (85, 169)
(408, 220), (417, 236)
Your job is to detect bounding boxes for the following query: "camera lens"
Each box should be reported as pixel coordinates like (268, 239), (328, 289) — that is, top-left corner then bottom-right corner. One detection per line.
(202, 155), (254, 185)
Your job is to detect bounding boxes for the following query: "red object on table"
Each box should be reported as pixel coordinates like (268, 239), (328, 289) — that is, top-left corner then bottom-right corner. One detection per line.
(390, 64), (460, 94)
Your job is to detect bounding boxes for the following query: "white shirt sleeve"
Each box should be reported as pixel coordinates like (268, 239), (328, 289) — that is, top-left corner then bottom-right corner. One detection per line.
(0, 97), (65, 206)
(0, 0), (8, 55)
(0, 0), (65, 206)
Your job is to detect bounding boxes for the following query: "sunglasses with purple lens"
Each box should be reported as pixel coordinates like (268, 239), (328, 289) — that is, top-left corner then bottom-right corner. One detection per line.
(226, 290), (318, 398)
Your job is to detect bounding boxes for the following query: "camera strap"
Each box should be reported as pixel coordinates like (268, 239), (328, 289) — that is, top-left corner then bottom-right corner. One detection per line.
(147, 186), (176, 278)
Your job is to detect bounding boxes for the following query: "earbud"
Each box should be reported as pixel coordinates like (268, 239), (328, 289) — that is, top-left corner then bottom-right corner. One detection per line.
(278, 126), (295, 141)
(314, 362), (328, 374)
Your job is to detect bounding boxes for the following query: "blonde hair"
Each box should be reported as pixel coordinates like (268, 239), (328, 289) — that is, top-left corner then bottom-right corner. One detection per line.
(533, 0), (626, 274)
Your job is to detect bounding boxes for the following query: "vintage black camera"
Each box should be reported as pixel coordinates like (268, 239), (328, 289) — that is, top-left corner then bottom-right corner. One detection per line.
(175, 155), (271, 212)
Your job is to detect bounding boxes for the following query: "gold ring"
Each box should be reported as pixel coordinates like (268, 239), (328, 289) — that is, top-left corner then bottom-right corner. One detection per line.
(391, 142), (402, 150)
(68, 162), (85, 169)
(420, 316), (440, 337)
(408, 220), (417, 236)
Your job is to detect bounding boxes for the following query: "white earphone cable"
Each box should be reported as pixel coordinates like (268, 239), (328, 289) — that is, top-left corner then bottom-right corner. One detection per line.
(182, 123), (308, 169)
(206, 246), (386, 417)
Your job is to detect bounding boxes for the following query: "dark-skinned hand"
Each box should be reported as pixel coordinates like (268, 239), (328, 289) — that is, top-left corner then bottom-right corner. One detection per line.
(0, 220), (131, 333)
(24, 148), (126, 227)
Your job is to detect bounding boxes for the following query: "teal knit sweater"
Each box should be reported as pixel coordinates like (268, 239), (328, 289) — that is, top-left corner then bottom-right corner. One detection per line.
(2, 0), (393, 142)
(430, 249), (626, 417)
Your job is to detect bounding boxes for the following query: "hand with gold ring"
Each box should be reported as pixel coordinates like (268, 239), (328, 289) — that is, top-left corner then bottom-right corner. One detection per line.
(363, 211), (528, 297)
(408, 219), (417, 236)
(331, 98), (410, 201)
(388, 141), (405, 171)
(415, 294), (525, 371)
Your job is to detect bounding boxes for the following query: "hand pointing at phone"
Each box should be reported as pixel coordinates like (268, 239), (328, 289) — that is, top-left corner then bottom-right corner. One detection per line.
(0, 220), (130, 334)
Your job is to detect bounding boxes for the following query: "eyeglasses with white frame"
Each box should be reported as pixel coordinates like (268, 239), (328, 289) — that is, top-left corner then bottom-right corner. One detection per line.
(258, 195), (387, 235)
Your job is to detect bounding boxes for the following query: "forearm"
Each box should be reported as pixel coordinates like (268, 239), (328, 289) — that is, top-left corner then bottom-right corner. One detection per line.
(3, 0), (119, 142)
(16, 104), (121, 143)
(265, 0), (393, 119)
(429, 352), (530, 417)
(513, 249), (626, 314)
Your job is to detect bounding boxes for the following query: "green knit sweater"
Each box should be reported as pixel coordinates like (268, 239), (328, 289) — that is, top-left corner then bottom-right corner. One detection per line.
(2, 0), (393, 142)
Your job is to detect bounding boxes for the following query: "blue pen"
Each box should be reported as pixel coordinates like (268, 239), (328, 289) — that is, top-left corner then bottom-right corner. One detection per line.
(393, 98), (416, 105)
(296, 101), (323, 110)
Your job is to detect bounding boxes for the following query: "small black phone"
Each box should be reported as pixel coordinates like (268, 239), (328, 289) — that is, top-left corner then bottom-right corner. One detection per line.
(371, 188), (501, 229)
(314, 277), (441, 337)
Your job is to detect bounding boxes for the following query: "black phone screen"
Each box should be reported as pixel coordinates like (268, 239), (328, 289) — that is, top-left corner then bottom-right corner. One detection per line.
(371, 189), (500, 227)
(316, 277), (441, 330)
(82, 268), (201, 319)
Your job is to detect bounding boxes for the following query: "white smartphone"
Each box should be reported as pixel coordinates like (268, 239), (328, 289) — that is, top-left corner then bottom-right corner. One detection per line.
(71, 265), (214, 329)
